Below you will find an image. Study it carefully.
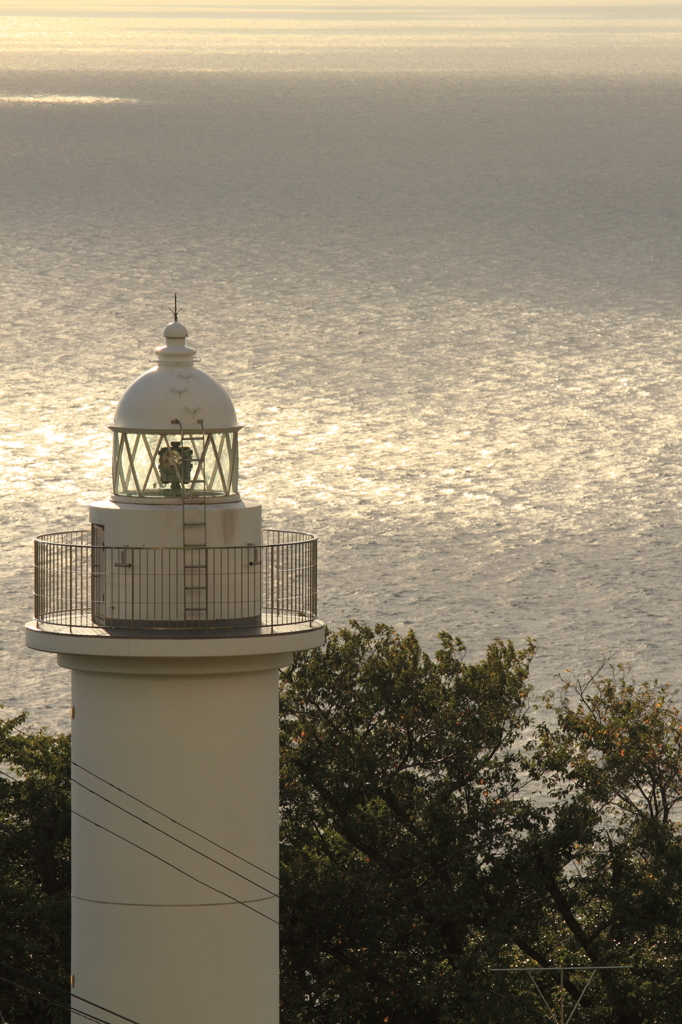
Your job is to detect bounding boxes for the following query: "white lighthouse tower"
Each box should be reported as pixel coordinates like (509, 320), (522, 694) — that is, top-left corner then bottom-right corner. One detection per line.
(26, 311), (324, 1024)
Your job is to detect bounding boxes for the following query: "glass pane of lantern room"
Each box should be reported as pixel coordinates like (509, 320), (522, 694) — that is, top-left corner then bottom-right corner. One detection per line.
(112, 430), (238, 498)
(190, 432), (238, 497)
(202, 432), (237, 496)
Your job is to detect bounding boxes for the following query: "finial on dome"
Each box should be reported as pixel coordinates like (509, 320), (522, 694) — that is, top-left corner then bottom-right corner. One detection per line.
(163, 293), (189, 341)
(169, 292), (182, 323)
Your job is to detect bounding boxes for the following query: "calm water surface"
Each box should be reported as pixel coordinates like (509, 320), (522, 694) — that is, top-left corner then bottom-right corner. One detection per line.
(0, 5), (681, 733)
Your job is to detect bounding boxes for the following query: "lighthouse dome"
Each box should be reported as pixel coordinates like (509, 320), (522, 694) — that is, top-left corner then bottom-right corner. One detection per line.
(113, 321), (239, 431)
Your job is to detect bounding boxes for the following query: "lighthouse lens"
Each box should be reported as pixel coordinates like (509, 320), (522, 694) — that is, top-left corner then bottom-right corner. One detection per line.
(160, 448), (182, 472)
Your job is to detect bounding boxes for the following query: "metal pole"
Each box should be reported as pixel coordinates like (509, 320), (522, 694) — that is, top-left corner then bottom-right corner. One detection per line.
(490, 966), (629, 1024)
(270, 550), (275, 634)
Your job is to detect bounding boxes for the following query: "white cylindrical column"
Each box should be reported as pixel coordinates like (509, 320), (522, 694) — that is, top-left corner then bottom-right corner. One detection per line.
(64, 650), (286, 1024)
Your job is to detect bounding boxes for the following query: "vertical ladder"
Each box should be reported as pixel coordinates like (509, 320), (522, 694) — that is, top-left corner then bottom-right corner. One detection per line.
(177, 420), (209, 623)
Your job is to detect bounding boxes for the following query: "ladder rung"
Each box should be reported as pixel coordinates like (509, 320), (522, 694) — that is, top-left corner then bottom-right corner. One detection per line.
(179, 456), (207, 562)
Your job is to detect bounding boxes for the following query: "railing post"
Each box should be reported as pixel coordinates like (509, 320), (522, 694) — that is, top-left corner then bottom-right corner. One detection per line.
(34, 539), (40, 624)
(270, 548), (275, 634)
(68, 541), (73, 633)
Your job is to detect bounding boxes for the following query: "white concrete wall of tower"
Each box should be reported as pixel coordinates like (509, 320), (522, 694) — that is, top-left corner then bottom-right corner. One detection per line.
(24, 627), (325, 1024)
(90, 498), (262, 548)
(89, 499), (263, 628)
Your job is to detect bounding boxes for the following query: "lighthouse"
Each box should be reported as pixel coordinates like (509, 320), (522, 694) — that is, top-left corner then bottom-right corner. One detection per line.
(26, 312), (324, 1024)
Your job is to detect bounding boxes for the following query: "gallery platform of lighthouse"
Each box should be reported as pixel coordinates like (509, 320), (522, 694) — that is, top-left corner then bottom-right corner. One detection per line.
(26, 312), (324, 1024)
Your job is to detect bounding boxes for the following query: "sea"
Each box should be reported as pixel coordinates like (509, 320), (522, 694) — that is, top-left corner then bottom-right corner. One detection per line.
(0, 3), (680, 735)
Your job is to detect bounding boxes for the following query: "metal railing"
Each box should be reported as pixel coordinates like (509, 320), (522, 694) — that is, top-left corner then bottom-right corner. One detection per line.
(34, 529), (317, 635)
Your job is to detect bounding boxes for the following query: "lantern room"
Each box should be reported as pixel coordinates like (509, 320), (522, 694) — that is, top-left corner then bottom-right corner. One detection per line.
(111, 319), (241, 501)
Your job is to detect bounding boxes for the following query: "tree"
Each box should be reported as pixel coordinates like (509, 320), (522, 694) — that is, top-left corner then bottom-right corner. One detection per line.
(0, 710), (70, 1024)
(280, 622), (540, 1023)
(518, 664), (682, 1023)
(280, 624), (682, 1024)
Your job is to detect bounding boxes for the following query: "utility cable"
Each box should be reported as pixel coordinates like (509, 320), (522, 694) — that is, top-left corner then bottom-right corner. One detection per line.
(1, 767), (278, 909)
(2, 766), (278, 905)
(71, 894), (274, 907)
(0, 971), (142, 1024)
(75, 990), (148, 1024)
(72, 810), (278, 925)
(71, 760), (278, 880)
(0, 958), (70, 999)
(0, 767), (277, 916)
(0, 957), (145, 1023)
(70, 775), (278, 898)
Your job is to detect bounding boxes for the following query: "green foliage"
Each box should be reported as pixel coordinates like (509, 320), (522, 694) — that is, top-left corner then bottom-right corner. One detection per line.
(0, 710), (70, 1024)
(280, 622), (540, 1023)
(2, 627), (681, 1024)
(535, 665), (682, 822)
(522, 665), (682, 1022)
(280, 625), (682, 1024)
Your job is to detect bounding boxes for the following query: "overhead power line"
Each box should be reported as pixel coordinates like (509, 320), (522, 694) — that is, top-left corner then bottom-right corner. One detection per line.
(71, 760), (278, 881)
(0, 958), (71, 998)
(72, 810), (278, 925)
(0, 955), (146, 1023)
(2, 764), (276, 913)
(71, 894), (274, 907)
(0, 971), (143, 1024)
(2, 765), (279, 905)
(75, 988), (148, 1024)
(2, 761), (278, 913)
(71, 775), (279, 899)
